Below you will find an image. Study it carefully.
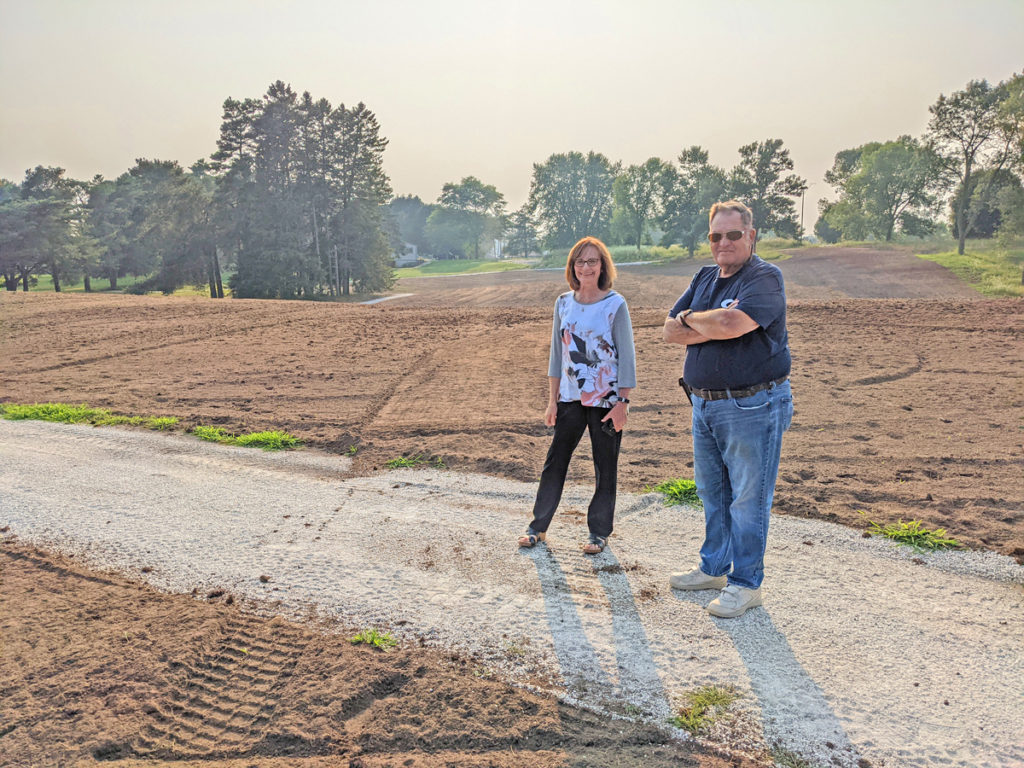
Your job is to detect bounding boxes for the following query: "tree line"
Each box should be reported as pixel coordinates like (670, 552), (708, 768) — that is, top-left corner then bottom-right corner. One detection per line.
(816, 72), (1023, 254)
(2, 73), (1021, 297)
(1, 81), (393, 298)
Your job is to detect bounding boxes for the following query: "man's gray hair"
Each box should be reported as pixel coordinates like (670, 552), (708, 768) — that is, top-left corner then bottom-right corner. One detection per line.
(709, 200), (753, 229)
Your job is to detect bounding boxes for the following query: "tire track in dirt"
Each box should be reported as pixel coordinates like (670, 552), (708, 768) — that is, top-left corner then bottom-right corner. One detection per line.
(19, 312), (331, 375)
(850, 353), (924, 386)
(131, 615), (315, 760)
(358, 348), (439, 428)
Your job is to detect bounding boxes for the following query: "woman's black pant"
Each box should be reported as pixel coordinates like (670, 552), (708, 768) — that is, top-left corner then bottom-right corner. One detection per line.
(529, 400), (622, 538)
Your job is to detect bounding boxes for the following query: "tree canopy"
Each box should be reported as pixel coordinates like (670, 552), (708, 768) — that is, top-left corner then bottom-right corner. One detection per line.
(426, 177), (505, 259)
(928, 77), (1018, 254)
(729, 139), (807, 240)
(528, 152), (619, 248)
(821, 137), (941, 241)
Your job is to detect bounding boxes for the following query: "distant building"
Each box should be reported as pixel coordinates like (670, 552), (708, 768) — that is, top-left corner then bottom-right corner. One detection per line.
(393, 242), (420, 267)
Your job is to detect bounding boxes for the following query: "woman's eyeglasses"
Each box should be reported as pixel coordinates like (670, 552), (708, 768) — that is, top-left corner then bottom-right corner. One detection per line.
(574, 258), (601, 267)
(708, 230), (746, 243)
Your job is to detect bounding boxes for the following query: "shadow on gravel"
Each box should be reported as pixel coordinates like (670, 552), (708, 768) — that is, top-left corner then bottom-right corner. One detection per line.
(673, 589), (863, 765)
(526, 544), (670, 719)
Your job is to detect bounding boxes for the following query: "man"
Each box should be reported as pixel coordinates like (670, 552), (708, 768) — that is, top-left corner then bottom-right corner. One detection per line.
(663, 200), (793, 618)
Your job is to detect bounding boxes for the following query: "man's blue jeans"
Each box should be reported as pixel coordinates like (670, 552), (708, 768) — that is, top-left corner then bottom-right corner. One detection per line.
(691, 380), (793, 589)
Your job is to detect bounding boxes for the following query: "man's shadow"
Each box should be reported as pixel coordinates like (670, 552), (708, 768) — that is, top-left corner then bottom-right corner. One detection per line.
(672, 589), (863, 764)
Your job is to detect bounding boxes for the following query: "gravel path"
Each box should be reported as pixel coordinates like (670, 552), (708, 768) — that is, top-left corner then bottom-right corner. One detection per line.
(3, 419), (1022, 768)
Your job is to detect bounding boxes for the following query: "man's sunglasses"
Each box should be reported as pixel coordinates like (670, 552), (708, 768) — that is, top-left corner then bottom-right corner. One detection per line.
(708, 230), (746, 243)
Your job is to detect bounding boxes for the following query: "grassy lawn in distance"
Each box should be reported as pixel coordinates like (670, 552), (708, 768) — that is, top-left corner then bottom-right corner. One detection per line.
(394, 258), (536, 279)
(915, 239), (1024, 297)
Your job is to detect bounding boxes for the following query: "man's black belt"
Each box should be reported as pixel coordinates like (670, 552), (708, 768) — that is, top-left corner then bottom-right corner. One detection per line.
(679, 376), (788, 402)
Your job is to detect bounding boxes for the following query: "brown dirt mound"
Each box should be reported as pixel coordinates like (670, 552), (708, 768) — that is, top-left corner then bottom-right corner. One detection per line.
(0, 542), (757, 768)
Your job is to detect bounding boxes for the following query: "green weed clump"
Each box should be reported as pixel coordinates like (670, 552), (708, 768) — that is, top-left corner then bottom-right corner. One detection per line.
(146, 416), (179, 430)
(862, 514), (961, 552)
(192, 425), (231, 443)
(386, 455), (425, 468)
(385, 454), (445, 469)
(1, 402), (115, 423)
(0, 402), (178, 431)
(670, 685), (740, 735)
(233, 431), (301, 450)
(192, 425), (301, 451)
(770, 744), (817, 768)
(649, 478), (701, 506)
(349, 628), (397, 651)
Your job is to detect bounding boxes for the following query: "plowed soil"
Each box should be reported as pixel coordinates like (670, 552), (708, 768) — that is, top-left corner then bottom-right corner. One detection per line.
(0, 542), (753, 768)
(1, 245), (1022, 766)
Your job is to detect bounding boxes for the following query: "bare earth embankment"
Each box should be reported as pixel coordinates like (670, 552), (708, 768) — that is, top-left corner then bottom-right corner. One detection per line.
(1, 246), (1022, 766)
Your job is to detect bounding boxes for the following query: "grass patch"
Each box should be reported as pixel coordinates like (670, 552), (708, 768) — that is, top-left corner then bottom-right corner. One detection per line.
(648, 478), (701, 506)
(395, 258), (535, 278)
(191, 425), (300, 451)
(233, 431), (301, 450)
(916, 242), (1024, 297)
(386, 455), (426, 468)
(756, 238), (801, 262)
(192, 425), (231, 443)
(670, 685), (740, 735)
(349, 628), (397, 651)
(861, 514), (961, 552)
(0, 402), (178, 431)
(770, 744), (817, 768)
(536, 244), (692, 268)
(385, 454), (446, 469)
(20, 268), (238, 297)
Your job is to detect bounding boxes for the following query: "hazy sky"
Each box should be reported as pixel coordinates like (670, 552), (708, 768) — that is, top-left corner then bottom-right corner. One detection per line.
(1, 0), (1021, 220)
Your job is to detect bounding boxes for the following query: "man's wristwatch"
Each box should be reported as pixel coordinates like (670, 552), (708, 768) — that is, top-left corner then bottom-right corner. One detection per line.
(679, 309), (694, 324)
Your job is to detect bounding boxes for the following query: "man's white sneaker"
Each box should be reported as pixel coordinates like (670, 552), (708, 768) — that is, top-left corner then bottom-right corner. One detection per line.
(707, 584), (762, 618)
(669, 567), (728, 591)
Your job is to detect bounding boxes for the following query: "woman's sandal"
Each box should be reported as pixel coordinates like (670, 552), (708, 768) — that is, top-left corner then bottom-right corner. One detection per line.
(582, 533), (607, 555)
(518, 528), (546, 548)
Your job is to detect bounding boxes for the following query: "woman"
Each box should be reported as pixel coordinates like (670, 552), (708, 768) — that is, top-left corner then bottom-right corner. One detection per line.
(518, 236), (636, 554)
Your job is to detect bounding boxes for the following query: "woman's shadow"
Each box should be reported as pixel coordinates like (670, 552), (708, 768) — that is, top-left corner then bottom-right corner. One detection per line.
(523, 542), (671, 720)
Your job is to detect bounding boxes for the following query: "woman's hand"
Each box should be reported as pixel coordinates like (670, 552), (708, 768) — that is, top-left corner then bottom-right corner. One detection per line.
(544, 401), (558, 427)
(602, 402), (628, 432)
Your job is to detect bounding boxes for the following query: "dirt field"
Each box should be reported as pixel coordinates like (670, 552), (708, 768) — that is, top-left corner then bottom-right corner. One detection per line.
(2, 247), (1021, 559)
(0, 542), (756, 768)
(1, 246), (1022, 765)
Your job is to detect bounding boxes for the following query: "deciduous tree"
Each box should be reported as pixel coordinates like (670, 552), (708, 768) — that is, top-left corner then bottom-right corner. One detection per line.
(427, 176), (505, 259)
(612, 158), (671, 250)
(729, 139), (807, 240)
(660, 147), (727, 256)
(822, 137), (941, 241)
(928, 78), (1016, 254)
(528, 152), (619, 248)
(505, 206), (539, 258)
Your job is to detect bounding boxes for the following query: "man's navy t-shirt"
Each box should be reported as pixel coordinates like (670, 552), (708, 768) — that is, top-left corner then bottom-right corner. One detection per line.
(668, 255), (790, 390)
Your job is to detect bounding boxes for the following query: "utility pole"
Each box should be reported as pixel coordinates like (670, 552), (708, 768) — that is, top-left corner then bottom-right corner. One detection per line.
(800, 190), (805, 240)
